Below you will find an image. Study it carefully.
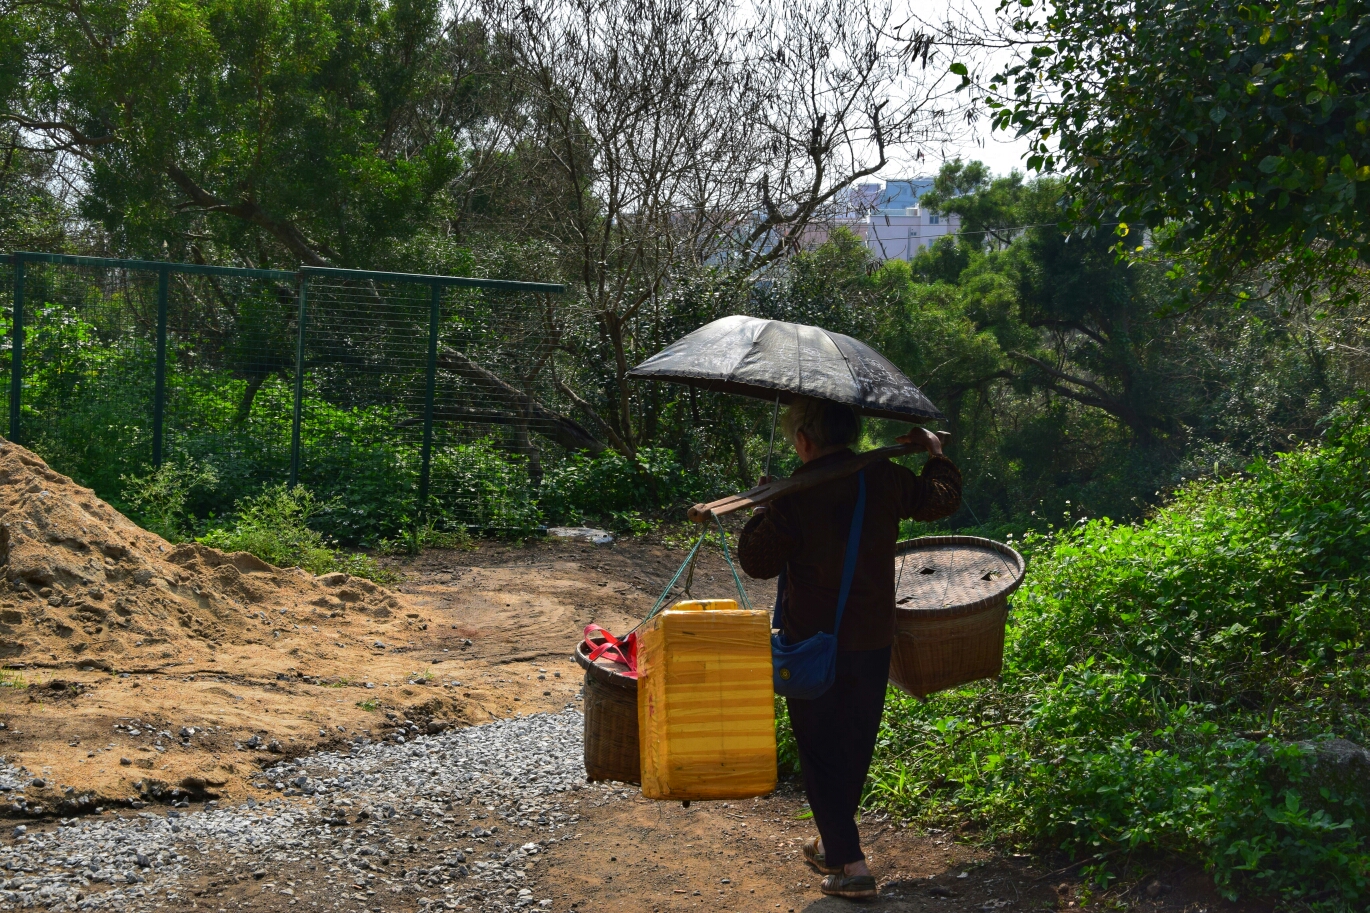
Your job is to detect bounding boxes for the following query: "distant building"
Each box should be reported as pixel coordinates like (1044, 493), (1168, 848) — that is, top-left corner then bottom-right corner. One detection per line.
(827, 178), (961, 262)
(703, 177), (961, 267)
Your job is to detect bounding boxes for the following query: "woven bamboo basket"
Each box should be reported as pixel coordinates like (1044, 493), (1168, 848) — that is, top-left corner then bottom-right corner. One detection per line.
(889, 536), (1026, 699)
(574, 640), (641, 784)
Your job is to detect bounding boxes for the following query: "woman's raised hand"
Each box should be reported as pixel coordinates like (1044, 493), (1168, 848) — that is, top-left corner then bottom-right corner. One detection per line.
(896, 426), (945, 456)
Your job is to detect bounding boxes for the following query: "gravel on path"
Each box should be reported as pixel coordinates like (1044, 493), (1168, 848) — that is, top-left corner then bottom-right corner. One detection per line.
(1, 710), (596, 913)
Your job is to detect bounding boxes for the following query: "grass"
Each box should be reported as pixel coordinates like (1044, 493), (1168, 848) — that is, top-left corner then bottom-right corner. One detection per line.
(198, 484), (398, 584)
(379, 522), (475, 556)
(0, 668), (27, 689)
(356, 699), (379, 712)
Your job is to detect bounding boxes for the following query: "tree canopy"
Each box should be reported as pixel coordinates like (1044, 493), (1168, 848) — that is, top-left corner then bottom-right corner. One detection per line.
(2, 0), (468, 266)
(863, 161), (1370, 525)
(988, 0), (1370, 307)
(2, 0), (1366, 537)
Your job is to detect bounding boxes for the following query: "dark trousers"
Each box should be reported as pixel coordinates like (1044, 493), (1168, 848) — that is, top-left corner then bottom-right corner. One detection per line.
(786, 645), (892, 868)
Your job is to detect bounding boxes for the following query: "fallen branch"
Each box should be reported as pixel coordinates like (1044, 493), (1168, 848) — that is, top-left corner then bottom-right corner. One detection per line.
(436, 348), (607, 455)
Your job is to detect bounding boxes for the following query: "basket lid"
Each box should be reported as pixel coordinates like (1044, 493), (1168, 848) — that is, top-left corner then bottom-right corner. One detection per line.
(894, 536), (1026, 616)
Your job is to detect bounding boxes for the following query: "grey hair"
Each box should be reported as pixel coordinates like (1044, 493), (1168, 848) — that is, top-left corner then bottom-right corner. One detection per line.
(780, 397), (861, 450)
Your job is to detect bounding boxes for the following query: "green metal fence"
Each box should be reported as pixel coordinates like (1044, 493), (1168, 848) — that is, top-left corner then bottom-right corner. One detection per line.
(2, 251), (566, 540)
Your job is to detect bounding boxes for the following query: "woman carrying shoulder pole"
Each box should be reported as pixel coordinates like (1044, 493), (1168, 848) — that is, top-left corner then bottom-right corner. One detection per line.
(737, 397), (962, 900)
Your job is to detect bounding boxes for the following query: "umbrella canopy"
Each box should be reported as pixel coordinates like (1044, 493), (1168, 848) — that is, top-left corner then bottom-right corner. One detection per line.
(629, 315), (944, 422)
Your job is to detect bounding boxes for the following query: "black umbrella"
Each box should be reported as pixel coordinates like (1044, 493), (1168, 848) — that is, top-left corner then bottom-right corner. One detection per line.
(629, 315), (944, 422)
(630, 315), (943, 476)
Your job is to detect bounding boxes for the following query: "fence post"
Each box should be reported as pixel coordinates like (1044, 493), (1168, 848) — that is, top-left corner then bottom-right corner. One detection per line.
(417, 281), (441, 539)
(152, 265), (169, 466)
(289, 275), (308, 487)
(8, 255), (23, 444)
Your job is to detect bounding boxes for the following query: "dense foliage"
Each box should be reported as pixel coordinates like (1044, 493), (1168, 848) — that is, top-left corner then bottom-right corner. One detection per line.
(4, 0), (465, 266)
(850, 166), (1366, 529)
(198, 484), (394, 581)
(988, 0), (1370, 307)
(5, 0), (1365, 548)
(8, 163), (1366, 551)
(861, 399), (1370, 907)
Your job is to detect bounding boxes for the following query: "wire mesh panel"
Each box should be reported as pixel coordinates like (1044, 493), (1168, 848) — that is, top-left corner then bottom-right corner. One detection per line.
(426, 286), (567, 532)
(296, 274), (434, 543)
(162, 270), (299, 507)
(5, 253), (565, 541)
(11, 259), (160, 496)
(297, 274), (567, 539)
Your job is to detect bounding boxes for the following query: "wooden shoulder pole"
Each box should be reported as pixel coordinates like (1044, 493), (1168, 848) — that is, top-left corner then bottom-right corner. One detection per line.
(687, 433), (948, 523)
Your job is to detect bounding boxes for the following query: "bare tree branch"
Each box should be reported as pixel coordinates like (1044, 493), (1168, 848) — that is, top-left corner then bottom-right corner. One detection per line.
(437, 347), (607, 454)
(165, 166), (332, 267)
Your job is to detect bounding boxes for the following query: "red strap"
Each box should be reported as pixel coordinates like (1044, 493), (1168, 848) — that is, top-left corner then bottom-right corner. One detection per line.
(586, 627), (634, 666)
(583, 624), (623, 658)
(583, 624), (638, 678)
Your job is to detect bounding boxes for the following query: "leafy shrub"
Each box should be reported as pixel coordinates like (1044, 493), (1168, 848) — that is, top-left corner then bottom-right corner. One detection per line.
(293, 401), (422, 544)
(862, 398), (1370, 908)
(539, 447), (694, 530)
(432, 440), (541, 534)
(199, 484), (395, 583)
(774, 696), (800, 777)
(377, 520), (474, 556)
(118, 459), (220, 542)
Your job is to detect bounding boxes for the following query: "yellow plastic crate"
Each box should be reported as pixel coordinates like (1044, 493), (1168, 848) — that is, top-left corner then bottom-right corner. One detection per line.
(637, 598), (777, 800)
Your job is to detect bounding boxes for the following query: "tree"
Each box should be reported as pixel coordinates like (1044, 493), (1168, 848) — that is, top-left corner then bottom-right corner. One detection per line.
(918, 164), (1174, 445)
(1, 0), (464, 267)
(874, 159), (1370, 525)
(466, 0), (962, 458)
(0, 141), (69, 253)
(986, 0), (1370, 307)
(2, 0), (965, 466)
(919, 159), (1026, 249)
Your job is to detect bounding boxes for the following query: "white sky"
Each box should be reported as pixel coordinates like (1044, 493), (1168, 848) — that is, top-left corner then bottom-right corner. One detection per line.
(920, 130), (1034, 180)
(880, 0), (1036, 181)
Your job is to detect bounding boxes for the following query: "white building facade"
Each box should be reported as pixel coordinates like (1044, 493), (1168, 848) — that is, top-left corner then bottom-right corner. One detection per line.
(835, 178), (960, 262)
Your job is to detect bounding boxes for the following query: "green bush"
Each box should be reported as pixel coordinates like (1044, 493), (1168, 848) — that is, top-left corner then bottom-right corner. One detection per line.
(862, 398), (1370, 908)
(431, 439), (541, 534)
(539, 447), (694, 530)
(774, 695), (800, 777)
(118, 459), (220, 542)
(199, 484), (394, 583)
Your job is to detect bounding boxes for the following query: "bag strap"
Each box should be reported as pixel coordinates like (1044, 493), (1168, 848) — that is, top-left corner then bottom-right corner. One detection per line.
(774, 469), (866, 634)
(772, 567), (787, 629)
(832, 470), (867, 635)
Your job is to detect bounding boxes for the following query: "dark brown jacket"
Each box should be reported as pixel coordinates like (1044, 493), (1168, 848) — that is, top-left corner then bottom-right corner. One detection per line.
(737, 450), (962, 652)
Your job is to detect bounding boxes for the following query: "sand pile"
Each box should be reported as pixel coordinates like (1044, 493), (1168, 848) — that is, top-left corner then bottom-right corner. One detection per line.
(0, 437), (405, 670)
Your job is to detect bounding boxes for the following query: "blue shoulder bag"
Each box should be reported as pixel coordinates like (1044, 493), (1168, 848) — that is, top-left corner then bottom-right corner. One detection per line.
(771, 470), (866, 700)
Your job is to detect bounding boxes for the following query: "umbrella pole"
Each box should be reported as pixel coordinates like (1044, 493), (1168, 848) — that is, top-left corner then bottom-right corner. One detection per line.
(763, 396), (780, 479)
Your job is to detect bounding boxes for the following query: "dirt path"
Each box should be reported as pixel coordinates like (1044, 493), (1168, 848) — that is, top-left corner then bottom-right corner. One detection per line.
(544, 784), (1045, 912)
(2, 534), (1244, 912)
(388, 537), (1240, 913)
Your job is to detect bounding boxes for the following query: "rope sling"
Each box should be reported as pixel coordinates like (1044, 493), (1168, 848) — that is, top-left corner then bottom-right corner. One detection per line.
(582, 515), (752, 675)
